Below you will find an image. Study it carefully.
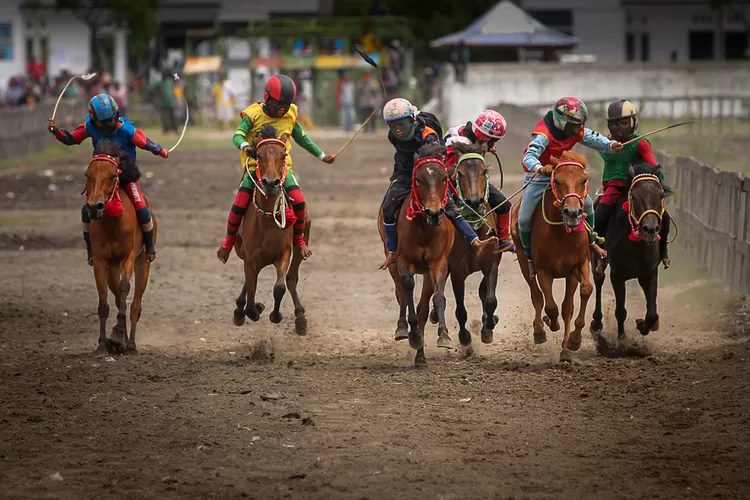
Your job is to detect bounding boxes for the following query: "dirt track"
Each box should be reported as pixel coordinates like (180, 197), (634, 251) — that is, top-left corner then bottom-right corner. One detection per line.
(1, 132), (749, 499)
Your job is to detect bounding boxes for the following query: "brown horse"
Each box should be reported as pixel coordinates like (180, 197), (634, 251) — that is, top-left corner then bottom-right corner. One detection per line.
(232, 124), (310, 335)
(511, 150), (594, 362)
(442, 141), (501, 346)
(85, 140), (155, 354)
(378, 143), (455, 366)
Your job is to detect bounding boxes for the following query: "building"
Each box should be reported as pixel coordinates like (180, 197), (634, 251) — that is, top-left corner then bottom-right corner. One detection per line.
(519, 0), (749, 63)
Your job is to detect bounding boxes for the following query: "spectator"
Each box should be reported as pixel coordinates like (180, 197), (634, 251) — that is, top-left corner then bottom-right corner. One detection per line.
(111, 81), (128, 116)
(357, 71), (380, 133)
(335, 70), (356, 132)
(212, 71), (234, 131)
(149, 70), (178, 134)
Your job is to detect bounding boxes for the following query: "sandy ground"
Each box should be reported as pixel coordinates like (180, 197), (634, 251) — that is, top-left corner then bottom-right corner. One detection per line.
(1, 132), (749, 499)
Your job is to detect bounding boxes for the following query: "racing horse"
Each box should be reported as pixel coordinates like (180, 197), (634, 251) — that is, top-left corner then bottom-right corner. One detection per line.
(232, 124), (310, 335)
(378, 143), (456, 366)
(590, 163), (670, 339)
(85, 139), (156, 354)
(434, 140), (501, 346)
(511, 150), (594, 362)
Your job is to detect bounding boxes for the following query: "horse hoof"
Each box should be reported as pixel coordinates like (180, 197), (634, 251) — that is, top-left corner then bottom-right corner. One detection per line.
(533, 330), (547, 344)
(429, 309), (438, 325)
(124, 344), (138, 355)
(414, 355), (428, 367)
(567, 338), (582, 352)
(543, 315), (560, 332)
(95, 343), (107, 354)
(458, 329), (472, 347)
(480, 328), (493, 344)
(408, 329), (423, 350)
(111, 325), (127, 344)
(295, 317), (308, 336)
(559, 349), (574, 363)
(104, 338), (123, 355)
(233, 311), (246, 326)
(269, 311), (283, 324)
(635, 319), (650, 336)
(650, 319), (660, 332)
(590, 321), (603, 335)
(247, 303), (265, 322)
(394, 328), (409, 341)
(437, 333), (453, 349)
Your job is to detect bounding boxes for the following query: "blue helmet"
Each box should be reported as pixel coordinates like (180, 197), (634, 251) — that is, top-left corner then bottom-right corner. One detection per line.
(88, 93), (119, 121)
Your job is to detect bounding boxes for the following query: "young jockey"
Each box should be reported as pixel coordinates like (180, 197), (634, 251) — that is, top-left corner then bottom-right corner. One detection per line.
(444, 109), (514, 253)
(379, 97), (498, 270)
(216, 74), (335, 264)
(596, 98), (671, 271)
(519, 96), (624, 275)
(48, 93), (168, 265)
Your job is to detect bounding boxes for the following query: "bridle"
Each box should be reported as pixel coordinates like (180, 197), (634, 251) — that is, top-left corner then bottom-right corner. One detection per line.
(453, 152), (491, 230)
(622, 173), (665, 241)
(82, 154), (122, 205)
(244, 137), (290, 229)
(406, 156), (456, 221)
(550, 160), (589, 208)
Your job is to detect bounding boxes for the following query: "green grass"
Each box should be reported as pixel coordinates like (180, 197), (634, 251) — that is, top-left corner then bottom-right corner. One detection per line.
(0, 214), (53, 228)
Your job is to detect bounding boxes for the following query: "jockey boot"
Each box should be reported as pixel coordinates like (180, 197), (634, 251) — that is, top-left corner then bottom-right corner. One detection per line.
(135, 206), (156, 262)
(660, 209), (672, 269)
(495, 209), (515, 253)
(380, 222), (398, 270)
(593, 202), (614, 273)
(81, 205), (92, 266)
(287, 186), (312, 260)
(217, 182), (253, 263)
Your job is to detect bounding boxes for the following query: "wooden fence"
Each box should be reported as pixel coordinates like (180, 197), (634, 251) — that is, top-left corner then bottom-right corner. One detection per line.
(0, 101), (79, 161)
(497, 103), (750, 295)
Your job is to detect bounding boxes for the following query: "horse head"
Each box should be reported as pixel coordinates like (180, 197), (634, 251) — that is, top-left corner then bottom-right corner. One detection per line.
(85, 140), (135, 220)
(411, 142), (449, 227)
(547, 150), (589, 230)
(254, 124), (288, 197)
(453, 140), (489, 216)
(627, 163), (666, 243)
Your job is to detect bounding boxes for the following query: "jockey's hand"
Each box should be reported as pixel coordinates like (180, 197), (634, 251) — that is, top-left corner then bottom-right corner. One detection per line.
(321, 154), (336, 164)
(242, 144), (256, 157)
(611, 141), (624, 153)
(539, 165), (554, 176)
(489, 144), (497, 153)
(48, 118), (58, 133)
(159, 148), (168, 159)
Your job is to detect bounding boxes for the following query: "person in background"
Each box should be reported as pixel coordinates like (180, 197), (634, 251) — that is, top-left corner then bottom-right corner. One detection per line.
(335, 70), (356, 132)
(111, 81), (128, 117)
(212, 71), (234, 131)
(150, 70), (178, 134)
(357, 70), (380, 133)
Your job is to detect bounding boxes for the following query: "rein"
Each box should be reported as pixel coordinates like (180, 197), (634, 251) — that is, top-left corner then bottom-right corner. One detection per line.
(82, 154), (124, 217)
(542, 159), (588, 234)
(453, 152), (492, 230)
(622, 173), (665, 242)
(406, 156), (456, 221)
(244, 137), (291, 229)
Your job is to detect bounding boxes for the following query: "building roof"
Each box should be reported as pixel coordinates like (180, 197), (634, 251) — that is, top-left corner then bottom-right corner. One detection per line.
(429, 0), (578, 49)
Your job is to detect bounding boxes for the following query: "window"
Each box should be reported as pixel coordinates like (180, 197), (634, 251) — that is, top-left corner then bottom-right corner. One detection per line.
(0, 23), (12, 60)
(625, 32), (635, 61)
(725, 32), (748, 59)
(526, 9), (573, 35)
(689, 31), (715, 60)
(640, 33), (650, 61)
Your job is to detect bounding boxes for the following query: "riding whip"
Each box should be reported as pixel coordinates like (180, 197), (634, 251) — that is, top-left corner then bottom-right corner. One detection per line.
(620, 120), (720, 146)
(167, 73), (190, 153)
(49, 72), (97, 129)
(491, 150), (504, 189)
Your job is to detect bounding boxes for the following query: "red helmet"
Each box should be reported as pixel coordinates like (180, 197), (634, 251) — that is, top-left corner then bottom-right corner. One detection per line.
(472, 109), (507, 140)
(264, 74), (296, 104)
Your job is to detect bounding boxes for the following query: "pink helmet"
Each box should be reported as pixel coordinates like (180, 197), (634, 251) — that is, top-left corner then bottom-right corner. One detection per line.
(471, 109), (507, 140)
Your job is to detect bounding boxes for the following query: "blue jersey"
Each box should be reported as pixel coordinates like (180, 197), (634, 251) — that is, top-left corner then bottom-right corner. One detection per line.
(85, 116), (138, 160)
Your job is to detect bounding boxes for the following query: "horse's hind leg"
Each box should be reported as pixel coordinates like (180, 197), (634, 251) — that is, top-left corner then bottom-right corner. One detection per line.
(233, 287), (247, 326)
(243, 260), (265, 321)
(269, 250), (292, 324)
(93, 261), (110, 353)
(590, 259), (606, 334)
(127, 252), (151, 354)
(636, 272), (659, 335)
(559, 275), (578, 363)
(451, 274), (471, 347)
(287, 224), (309, 335)
(611, 271), (627, 339)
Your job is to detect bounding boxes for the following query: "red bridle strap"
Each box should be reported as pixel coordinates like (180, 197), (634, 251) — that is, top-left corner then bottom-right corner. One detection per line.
(406, 156), (455, 221)
(254, 138), (289, 189)
(550, 160), (589, 208)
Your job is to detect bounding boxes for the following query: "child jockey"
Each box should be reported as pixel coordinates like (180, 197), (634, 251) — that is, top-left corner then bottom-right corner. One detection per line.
(596, 98), (672, 271)
(216, 74), (335, 264)
(519, 96), (624, 276)
(48, 93), (168, 265)
(444, 109), (514, 253)
(379, 97), (498, 270)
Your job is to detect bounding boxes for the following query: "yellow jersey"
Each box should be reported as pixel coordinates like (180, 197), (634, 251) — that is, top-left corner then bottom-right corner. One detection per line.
(238, 102), (298, 171)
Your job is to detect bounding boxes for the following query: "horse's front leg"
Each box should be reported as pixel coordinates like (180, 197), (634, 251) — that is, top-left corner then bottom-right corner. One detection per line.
(480, 259), (500, 344)
(269, 249), (292, 324)
(244, 259), (265, 321)
(636, 272), (659, 335)
(111, 256), (135, 353)
(590, 254), (606, 334)
(415, 276), (434, 366)
(430, 259), (452, 349)
(398, 258), (422, 355)
(451, 272), (471, 346)
(93, 260), (110, 353)
(536, 270), (560, 333)
(559, 275), (579, 363)
(388, 264), (409, 341)
(570, 260), (593, 352)
(611, 270), (627, 339)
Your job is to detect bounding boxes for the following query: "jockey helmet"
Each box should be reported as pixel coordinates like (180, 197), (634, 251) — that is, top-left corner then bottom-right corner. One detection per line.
(606, 98), (638, 141)
(88, 93), (119, 122)
(552, 96), (588, 137)
(264, 74), (296, 104)
(383, 97), (416, 122)
(471, 109), (507, 141)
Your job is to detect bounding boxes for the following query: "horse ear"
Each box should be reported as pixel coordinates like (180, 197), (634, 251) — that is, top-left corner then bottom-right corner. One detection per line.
(628, 164), (635, 179)
(663, 184), (675, 199)
(279, 133), (289, 143)
(414, 152), (420, 163)
(549, 155), (559, 166)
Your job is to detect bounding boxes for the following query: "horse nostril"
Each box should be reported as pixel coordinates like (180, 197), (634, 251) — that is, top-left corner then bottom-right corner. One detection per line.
(577, 208), (583, 217)
(272, 179), (281, 187)
(92, 202), (105, 211)
(643, 225), (659, 234)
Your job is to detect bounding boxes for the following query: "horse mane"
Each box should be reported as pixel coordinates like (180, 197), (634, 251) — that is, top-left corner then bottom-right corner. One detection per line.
(549, 150), (588, 171)
(630, 162), (660, 177)
(93, 139), (141, 183)
(416, 142), (446, 160)
(259, 124), (278, 140)
(452, 140), (487, 158)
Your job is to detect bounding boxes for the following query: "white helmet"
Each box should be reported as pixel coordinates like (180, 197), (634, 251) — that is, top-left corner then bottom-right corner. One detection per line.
(383, 97), (416, 122)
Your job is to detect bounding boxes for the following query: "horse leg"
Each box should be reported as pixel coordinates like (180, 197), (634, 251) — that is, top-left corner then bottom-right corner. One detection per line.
(611, 271), (628, 340)
(286, 247), (308, 336)
(415, 277), (434, 365)
(536, 271), (560, 332)
(233, 287), (247, 326)
(388, 264), (409, 341)
(590, 261), (606, 334)
(110, 257), (135, 352)
(518, 250), (546, 343)
(558, 275), (578, 363)
(93, 261), (110, 353)
(451, 273), (471, 347)
(269, 250), (292, 324)
(636, 272), (659, 335)
(126, 251), (150, 354)
(243, 260), (265, 321)
(570, 262), (593, 352)
(431, 260), (452, 349)
(398, 259), (422, 358)
(480, 260), (500, 344)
